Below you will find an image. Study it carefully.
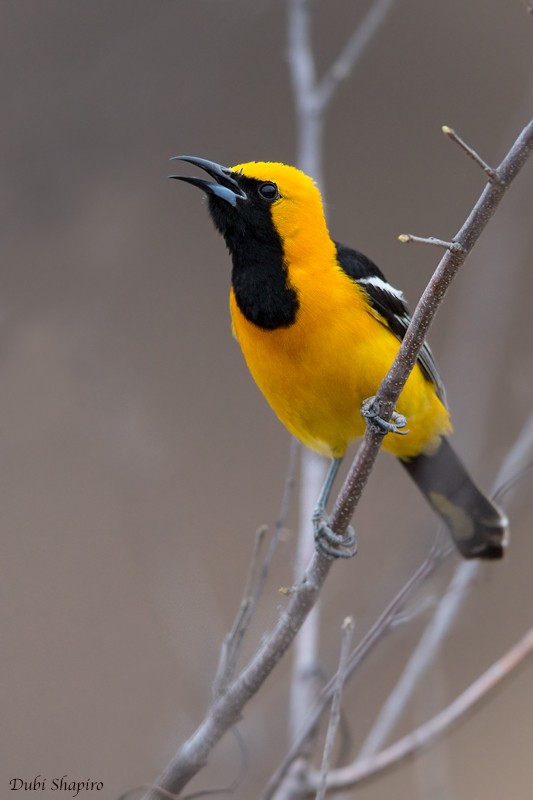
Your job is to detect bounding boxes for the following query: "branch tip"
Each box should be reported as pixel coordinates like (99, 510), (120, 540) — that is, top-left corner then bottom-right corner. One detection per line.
(442, 124), (502, 184)
(398, 233), (463, 252)
(279, 585), (295, 596)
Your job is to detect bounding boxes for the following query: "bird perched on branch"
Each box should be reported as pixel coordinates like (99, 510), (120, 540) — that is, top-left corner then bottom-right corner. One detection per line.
(171, 157), (508, 560)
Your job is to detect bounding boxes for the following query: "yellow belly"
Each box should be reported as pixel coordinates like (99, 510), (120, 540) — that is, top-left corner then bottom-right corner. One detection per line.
(229, 283), (451, 460)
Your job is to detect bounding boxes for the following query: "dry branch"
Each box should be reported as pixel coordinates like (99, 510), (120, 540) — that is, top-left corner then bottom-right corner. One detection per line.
(286, 0), (399, 752)
(300, 627), (533, 796)
(315, 617), (354, 800)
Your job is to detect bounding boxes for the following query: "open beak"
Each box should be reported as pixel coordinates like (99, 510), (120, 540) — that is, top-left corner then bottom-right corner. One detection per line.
(169, 155), (247, 207)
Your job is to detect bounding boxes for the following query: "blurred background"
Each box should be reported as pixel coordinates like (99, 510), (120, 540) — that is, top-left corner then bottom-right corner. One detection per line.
(1, 1), (532, 798)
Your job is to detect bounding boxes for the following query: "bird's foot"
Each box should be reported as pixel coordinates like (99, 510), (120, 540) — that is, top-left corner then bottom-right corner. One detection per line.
(362, 396), (409, 436)
(313, 510), (357, 560)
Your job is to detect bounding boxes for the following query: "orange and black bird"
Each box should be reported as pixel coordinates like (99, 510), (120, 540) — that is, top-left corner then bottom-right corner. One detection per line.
(171, 156), (508, 560)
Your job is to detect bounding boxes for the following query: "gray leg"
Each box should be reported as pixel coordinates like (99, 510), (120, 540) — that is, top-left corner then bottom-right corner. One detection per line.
(312, 457), (357, 560)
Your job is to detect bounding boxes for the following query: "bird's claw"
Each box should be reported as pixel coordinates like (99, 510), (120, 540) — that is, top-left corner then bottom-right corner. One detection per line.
(313, 511), (357, 560)
(361, 396), (409, 435)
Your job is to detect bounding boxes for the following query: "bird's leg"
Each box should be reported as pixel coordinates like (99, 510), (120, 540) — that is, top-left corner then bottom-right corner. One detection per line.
(361, 396), (409, 435)
(312, 457), (357, 560)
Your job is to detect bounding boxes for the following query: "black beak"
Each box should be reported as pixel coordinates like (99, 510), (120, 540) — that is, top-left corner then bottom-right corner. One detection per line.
(169, 156), (247, 207)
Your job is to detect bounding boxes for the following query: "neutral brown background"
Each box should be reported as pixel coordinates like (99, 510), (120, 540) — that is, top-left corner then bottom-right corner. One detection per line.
(1, 2), (532, 799)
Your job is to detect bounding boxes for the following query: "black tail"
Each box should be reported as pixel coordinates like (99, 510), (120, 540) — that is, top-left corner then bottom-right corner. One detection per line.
(400, 437), (508, 559)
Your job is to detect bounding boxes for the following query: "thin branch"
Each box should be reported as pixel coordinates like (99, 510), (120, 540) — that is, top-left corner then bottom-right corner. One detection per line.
(214, 436), (299, 697)
(315, 0), (398, 111)
(305, 626), (533, 794)
(442, 125), (501, 184)
(329, 118), (533, 542)
(143, 554), (334, 800)
(357, 560), (479, 760)
(492, 412), (533, 500)
(269, 414), (533, 799)
(287, 0), (398, 183)
(398, 234), (464, 252)
(212, 525), (269, 698)
(259, 436), (300, 602)
(353, 412), (533, 761)
(316, 618), (354, 800)
(263, 535), (450, 800)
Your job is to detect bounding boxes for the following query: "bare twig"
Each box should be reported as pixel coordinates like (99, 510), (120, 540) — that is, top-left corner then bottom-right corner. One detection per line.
(214, 437), (299, 697)
(287, 0), (397, 183)
(286, 0), (399, 753)
(316, 618), (354, 800)
(342, 409), (533, 766)
(493, 412), (533, 500)
(315, 0), (398, 112)
(263, 536), (451, 799)
(259, 436), (300, 599)
(442, 125), (501, 183)
(302, 626), (533, 794)
(213, 525), (269, 698)
(270, 413), (533, 798)
(329, 118), (533, 542)
(267, 412), (532, 798)
(357, 560), (479, 760)
(398, 234), (464, 252)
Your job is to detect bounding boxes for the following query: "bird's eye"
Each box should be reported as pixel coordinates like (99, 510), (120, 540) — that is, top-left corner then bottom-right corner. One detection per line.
(258, 182), (279, 201)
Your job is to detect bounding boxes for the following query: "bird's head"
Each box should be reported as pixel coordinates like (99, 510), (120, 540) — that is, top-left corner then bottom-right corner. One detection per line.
(170, 156), (329, 254)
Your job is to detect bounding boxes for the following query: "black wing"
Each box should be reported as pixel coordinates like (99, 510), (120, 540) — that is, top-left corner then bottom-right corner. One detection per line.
(334, 241), (447, 405)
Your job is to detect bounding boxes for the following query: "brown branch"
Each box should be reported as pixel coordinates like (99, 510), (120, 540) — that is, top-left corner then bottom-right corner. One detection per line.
(265, 335), (533, 800)
(315, 618), (354, 800)
(212, 524), (268, 699)
(214, 436), (298, 697)
(314, 0), (398, 112)
(300, 626), (533, 795)
(441, 125), (501, 183)
(329, 118), (533, 540)
(142, 119), (533, 800)
(262, 534), (450, 799)
(398, 234), (464, 251)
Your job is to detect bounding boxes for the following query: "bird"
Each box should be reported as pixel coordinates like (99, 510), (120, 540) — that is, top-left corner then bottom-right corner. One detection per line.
(170, 156), (508, 560)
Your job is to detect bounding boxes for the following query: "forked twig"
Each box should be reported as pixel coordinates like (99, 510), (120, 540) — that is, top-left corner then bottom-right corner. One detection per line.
(214, 437), (299, 697)
(304, 626), (533, 795)
(314, 0), (397, 111)
(267, 414), (533, 798)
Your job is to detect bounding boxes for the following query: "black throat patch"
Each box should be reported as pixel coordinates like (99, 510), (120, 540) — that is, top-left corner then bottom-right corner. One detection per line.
(207, 179), (299, 331)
